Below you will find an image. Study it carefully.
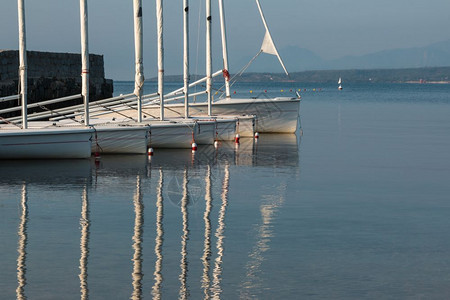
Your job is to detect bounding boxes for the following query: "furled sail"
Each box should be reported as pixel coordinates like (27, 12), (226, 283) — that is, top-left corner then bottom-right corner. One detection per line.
(256, 0), (288, 75)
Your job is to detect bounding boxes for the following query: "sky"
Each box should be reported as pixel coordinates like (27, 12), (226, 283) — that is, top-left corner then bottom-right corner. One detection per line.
(1, 0), (450, 80)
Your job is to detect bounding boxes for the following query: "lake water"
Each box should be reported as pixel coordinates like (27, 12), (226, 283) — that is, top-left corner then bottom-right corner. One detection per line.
(1, 82), (450, 299)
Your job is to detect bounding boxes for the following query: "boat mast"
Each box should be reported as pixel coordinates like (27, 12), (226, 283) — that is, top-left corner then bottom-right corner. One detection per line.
(206, 0), (212, 115)
(183, 0), (190, 119)
(156, 0), (164, 120)
(133, 0), (144, 123)
(218, 0), (231, 98)
(17, 0), (27, 129)
(80, 0), (90, 126)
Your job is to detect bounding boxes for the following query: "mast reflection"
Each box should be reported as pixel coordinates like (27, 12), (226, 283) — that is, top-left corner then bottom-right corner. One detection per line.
(179, 168), (190, 299)
(152, 169), (164, 300)
(131, 175), (144, 300)
(211, 163), (230, 299)
(16, 183), (28, 300)
(201, 166), (213, 300)
(79, 184), (90, 300)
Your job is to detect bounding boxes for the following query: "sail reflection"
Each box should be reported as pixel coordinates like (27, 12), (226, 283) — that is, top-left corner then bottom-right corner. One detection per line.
(152, 169), (164, 300)
(211, 163), (230, 299)
(131, 175), (144, 300)
(240, 183), (287, 297)
(201, 166), (213, 300)
(179, 168), (190, 299)
(79, 184), (90, 300)
(16, 183), (28, 300)
(2, 134), (300, 299)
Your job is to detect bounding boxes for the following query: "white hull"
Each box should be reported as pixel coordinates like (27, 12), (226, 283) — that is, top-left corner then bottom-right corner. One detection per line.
(148, 122), (195, 149)
(134, 98), (299, 133)
(215, 118), (237, 141)
(92, 125), (149, 154)
(0, 127), (93, 159)
(195, 121), (216, 144)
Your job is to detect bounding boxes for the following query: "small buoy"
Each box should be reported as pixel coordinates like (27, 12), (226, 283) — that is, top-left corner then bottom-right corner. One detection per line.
(192, 142), (198, 151)
(264, 90), (267, 93)
(148, 147), (154, 156)
(254, 132), (259, 139)
(214, 140), (219, 149)
(233, 91), (236, 94)
(235, 133), (240, 144)
(250, 90), (253, 94)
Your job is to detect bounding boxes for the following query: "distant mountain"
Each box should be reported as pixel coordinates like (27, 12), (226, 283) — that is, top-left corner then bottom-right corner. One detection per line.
(329, 40), (450, 70)
(237, 40), (450, 72)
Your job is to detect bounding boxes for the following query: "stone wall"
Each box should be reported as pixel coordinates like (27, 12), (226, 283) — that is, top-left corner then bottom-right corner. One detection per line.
(0, 50), (113, 117)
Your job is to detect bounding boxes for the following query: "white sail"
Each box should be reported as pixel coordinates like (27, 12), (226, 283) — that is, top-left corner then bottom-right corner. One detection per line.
(206, 0), (212, 115)
(18, 0), (28, 128)
(218, 0), (231, 98)
(338, 77), (342, 84)
(80, 0), (90, 126)
(183, 0), (190, 118)
(156, 0), (164, 120)
(255, 0), (288, 76)
(133, 0), (144, 122)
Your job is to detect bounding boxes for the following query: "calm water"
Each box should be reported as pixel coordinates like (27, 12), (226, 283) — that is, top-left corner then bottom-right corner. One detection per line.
(1, 82), (450, 299)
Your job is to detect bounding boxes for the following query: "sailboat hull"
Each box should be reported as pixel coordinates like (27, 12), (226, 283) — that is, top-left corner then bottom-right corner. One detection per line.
(148, 122), (195, 149)
(145, 98), (299, 133)
(0, 127), (93, 159)
(92, 126), (149, 154)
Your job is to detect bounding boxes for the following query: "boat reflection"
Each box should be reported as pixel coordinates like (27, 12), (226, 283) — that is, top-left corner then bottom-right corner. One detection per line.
(201, 166), (213, 299)
(131, 175), (144, 300)
(16, 183), (28, 300)
(2, 133), (299, 299)
(152, 169), (164, 300)
(79, 184), (90, 300)
(211, 163), (229, 299)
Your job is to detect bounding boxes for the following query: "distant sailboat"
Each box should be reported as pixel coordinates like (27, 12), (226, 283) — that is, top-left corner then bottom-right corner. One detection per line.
(338, 77), (343, 90)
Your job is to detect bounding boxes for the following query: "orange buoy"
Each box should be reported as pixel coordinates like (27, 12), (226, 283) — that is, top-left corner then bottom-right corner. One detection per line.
(235, 133), (240, 144)
(148, 147), (154, 156)
(254, 132), (259, 139)
(192, 142), (198, 151)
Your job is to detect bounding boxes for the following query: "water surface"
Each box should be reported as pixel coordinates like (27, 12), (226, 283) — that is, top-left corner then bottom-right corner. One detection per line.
(1, 82), (450, 299)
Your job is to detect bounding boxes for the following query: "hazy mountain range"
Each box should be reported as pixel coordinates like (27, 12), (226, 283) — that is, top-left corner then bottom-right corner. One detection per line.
(241, 39), (450, 73)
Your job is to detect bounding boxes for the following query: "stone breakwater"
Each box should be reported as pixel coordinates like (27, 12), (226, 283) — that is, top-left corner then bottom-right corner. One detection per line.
(0, 50), (113, 118)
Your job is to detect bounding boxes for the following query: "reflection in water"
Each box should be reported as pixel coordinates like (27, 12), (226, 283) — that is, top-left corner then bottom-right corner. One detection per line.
(152, 169), (164, 300)
(79, 184), (90, 300)
(201, 166), (213, 300)
(211, 164), (230, 299)
(2, 134), (299, 299)
(131, 176), (144, 300)
(179, 168), (190, 299)
(16, 183), (28, 300)
(240, 183), (287, 298)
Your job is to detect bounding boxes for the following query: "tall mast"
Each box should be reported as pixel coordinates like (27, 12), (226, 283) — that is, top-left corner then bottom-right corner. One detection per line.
(218, 0), (231, 98)
(206, 0), (212, 115)
(183, 0), (190, 118)
(17, 0), (27, 129)
(133, 0), (144, 123)
(156, 0), (164, 120)
(80, 0), (90, 126)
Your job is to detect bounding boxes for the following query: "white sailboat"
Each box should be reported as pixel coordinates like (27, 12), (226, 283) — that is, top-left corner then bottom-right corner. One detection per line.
(80, 0), (299, 134)
(0, 0), (93, 159)
(338, 77), (343, 90)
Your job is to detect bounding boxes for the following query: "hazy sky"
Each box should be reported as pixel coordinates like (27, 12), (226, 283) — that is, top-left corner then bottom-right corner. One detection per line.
(1, 0), (450, 80)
